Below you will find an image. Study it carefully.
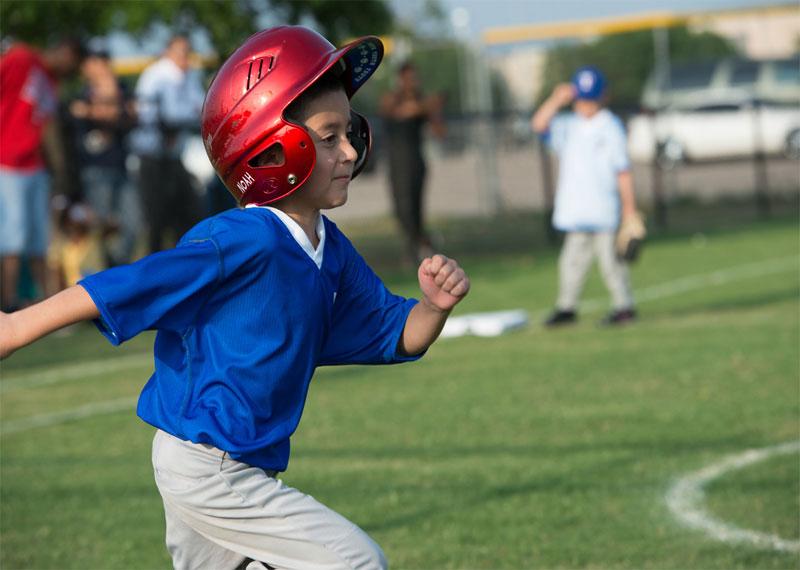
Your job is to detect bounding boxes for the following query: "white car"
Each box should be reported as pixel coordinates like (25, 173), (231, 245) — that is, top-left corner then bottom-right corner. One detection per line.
(627, 101), (800, 168)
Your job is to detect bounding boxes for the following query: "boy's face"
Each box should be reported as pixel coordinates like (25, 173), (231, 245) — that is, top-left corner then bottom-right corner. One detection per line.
(574, 98), (602, 118)
(292, 89), (358, 211)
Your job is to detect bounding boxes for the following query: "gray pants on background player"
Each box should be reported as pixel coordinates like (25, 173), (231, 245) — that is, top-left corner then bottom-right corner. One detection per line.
(556, 231), (633, 311)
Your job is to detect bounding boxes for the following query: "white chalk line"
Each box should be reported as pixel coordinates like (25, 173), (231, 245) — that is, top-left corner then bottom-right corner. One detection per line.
(0, 396), (138, 436)
(1, 255), (797, 436)
(0, 352), (152, 394)
(666, 441), (800, 553)
(579, 254), (797, 315)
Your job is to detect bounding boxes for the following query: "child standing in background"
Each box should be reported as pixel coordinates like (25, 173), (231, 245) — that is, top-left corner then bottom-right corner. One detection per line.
(532, 66), (638, 327)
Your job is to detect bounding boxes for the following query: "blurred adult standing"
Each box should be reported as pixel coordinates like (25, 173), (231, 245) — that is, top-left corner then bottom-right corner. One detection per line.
(70, 48), (139, 267)
(380, 61), (446, 264)
(130, 34), (205, 253)
(0, 38), (85, 311)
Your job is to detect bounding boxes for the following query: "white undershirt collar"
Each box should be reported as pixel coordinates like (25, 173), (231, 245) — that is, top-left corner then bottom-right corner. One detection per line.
(245, 205), (325, 269)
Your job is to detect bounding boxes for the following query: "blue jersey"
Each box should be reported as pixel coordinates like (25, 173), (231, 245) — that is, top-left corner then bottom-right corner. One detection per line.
(79, 208), (419, 471)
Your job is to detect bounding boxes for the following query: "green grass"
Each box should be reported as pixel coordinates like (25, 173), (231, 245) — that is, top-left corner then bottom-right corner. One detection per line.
(1, 201), (798, 569)
(706, 452), (800, 543)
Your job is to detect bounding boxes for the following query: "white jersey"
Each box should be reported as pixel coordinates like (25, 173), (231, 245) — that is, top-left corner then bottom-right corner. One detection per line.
(130, 57), (206, 158)
(549, 109), (630, 232)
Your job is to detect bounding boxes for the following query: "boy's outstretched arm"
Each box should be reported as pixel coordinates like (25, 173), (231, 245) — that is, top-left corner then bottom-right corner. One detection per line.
(0, 285), (100, 359)
(399, 255), (470, 356)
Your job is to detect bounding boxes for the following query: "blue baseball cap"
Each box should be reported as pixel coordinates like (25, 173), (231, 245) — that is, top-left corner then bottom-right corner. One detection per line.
(571, 66), (607, 100)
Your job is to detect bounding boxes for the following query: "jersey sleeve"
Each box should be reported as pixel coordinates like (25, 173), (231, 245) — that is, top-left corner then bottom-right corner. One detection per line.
(319, 245), (420, 366)
(78, 237), (222, 345)
(544, 113), (571, 154)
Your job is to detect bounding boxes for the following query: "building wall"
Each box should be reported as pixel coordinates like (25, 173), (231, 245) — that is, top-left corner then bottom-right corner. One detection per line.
(491, 48), (546, 111)
(487, 5), (800, 112)
(692, 9), (800, 59)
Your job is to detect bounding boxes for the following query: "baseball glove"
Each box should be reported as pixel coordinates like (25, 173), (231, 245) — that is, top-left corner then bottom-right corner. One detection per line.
(616, 211), (647, 262)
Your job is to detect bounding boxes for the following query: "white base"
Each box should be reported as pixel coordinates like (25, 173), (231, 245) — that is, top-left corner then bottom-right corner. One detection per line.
(440, 309), (529, 338)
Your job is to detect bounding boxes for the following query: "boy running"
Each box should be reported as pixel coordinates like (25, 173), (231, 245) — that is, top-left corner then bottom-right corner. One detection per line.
(0, 27), (470, 570)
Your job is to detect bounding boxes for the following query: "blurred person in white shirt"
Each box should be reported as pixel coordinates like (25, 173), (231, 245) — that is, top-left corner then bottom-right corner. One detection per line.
(131, 34), (205, 253)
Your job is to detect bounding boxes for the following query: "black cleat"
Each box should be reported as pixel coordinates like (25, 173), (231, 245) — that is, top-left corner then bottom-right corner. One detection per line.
(599, 308), (637, 326)
(544, 309), (577, 327)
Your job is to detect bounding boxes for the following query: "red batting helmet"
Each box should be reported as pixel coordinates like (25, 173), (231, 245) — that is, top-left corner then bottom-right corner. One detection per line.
(201, 26), (384, 206)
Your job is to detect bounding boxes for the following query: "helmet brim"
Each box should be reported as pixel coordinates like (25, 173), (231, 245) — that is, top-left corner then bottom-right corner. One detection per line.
(329, 36), (384, 99)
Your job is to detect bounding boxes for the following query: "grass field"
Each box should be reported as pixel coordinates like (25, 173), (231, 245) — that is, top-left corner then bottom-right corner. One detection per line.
(1, 200), (798, 569)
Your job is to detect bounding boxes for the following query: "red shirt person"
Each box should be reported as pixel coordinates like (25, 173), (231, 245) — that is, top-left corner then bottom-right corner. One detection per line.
(0, 39), (84, 310)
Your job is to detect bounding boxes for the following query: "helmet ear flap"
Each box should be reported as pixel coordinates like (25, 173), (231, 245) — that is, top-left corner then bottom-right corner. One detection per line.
(231, 121), (317, 206)
(349, 110), (371, 179)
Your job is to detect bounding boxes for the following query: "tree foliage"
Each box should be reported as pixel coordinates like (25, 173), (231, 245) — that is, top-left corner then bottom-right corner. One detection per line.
(1, 0), (393, 56)
(535, 26), (738, 111)
(350, 38), (513, 119)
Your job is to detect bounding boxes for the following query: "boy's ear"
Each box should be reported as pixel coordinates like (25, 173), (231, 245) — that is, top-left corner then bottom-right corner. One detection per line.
(248, 143), (286, 168)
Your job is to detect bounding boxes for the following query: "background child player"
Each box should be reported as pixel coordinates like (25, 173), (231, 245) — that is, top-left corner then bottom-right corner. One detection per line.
(0, 26), (470, 570)
(532, 65), (639, 327)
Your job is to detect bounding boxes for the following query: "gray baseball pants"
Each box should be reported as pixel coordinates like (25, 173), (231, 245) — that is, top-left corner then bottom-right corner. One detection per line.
(555, 231), (634, 311)
(152, 430), (387, 570)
